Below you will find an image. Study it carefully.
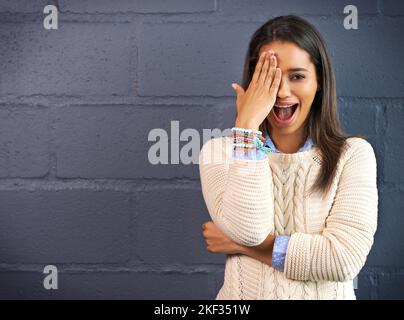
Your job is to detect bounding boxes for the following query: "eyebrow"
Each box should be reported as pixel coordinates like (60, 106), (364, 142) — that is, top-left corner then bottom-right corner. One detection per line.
(288, 68), (309, 72)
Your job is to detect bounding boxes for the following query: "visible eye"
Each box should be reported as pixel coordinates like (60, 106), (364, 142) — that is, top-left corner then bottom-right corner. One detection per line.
(290, 74), (306, 80)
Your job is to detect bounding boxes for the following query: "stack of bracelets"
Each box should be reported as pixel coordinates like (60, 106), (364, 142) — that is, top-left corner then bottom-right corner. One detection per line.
(231, 127), (274, 156)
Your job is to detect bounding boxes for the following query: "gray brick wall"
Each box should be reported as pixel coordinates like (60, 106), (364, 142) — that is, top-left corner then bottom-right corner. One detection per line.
(0, 0), (403, 300)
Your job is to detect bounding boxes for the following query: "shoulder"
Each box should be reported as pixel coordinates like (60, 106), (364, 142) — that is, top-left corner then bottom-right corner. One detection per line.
(340, 137), (377, 171)
(344, 137), (376, 158)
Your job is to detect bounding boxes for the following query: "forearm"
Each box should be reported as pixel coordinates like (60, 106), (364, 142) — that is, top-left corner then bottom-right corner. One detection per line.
(220, 153), (274, 246)
(199, 137), (274, 247)
(238, 232), (275, 266)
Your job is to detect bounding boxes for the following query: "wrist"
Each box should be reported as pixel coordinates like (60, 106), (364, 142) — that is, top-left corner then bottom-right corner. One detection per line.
(234, 118), (259, 131)
(238, 244), (249, 255)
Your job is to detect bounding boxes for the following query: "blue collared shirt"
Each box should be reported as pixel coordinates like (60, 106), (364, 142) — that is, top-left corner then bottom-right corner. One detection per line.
(233, 133), (314, 160)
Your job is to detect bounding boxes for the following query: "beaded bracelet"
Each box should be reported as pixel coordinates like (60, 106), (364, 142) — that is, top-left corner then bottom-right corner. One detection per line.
(254, 136), (274, 153)
(232, 127), (263, 136)
(233, 136), (255, 142)
(231, 127), (274, 154)
(232, 135), (255, 157)
(233, 134), (266, 143)
(233, 143), (256, 150)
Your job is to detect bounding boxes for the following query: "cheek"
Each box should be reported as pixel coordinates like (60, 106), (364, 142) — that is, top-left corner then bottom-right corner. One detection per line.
(294, 82), (318, 106)
(293, 83), (317, 121)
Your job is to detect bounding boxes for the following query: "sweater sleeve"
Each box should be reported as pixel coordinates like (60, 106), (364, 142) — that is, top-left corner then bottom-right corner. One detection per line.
(284, 138), (378, 282)
(199, 136), (274, 246)
(233, 148), (268, 160)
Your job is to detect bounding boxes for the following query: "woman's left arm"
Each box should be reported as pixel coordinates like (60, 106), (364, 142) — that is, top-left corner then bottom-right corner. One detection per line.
(282, 138), (378, 282)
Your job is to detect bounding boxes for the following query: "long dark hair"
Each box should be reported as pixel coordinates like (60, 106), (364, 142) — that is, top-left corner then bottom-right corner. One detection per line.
(241, 15), (366, 197)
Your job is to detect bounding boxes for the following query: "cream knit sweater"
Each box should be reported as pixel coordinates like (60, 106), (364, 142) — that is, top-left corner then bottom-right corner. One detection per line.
(199, 136), (378, 300)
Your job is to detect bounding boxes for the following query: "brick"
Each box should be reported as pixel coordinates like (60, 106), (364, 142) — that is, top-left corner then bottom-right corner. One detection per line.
(138, 21), (259, 97)
(0, 106), (49, 178)
(0, 189), (131, 263)
(0, 0), (55, 13)
(382, 0), (404, 15)
(59, 0), (215, 13)
(355, 271), (377, 300)
(0, 22), (132, 96)
(54, 104), (234, 179)
(219, 0), (378, 16)
(0, 271), (214, 299)
(339, 99), (378, 138)
(384, 104), (404, 183)
(378, 273), (404, 299)
(338, 100), (381, 157)
(311, 17), (404, 97)
(366, 189), (404, 267)
(338, 99), (383, 185)
(0, 271), (45, 299)
(61, 271), (214, 299)
(133, 188), (227, 265)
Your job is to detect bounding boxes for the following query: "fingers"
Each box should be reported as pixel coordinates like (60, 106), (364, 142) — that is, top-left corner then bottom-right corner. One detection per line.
(251, 50), (277, 89)
(258, 52), (271, 86)
(251, 51), (267, 84)
(202, 221), (212, 231)
(264, 54), (277, 88)
(269, 68), (282, 97)
(232, 83), (244, 113)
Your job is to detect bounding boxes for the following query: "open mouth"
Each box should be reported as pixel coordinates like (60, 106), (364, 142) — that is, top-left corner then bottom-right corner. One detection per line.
(272, 103), (299, 123)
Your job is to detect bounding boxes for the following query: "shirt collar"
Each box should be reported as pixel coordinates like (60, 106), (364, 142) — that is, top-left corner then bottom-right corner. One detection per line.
(264, 133), (314, 153)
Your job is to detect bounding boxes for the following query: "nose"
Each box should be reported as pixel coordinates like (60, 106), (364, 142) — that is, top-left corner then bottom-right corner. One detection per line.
(277, 76), (291, 99)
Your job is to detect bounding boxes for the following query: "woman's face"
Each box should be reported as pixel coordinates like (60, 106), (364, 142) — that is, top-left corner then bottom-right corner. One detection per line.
(258, 41), (319, 137)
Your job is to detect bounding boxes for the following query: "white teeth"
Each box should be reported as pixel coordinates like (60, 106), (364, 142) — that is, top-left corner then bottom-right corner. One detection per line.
(274, 104), (297, 109)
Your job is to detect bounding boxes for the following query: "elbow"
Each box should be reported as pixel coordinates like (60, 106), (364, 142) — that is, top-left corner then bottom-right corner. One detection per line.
(338, 238), (374, 282)
(212, 212), (274, 247)
(231, 229), (273, 247)
(337, 266), (359, 282)
(336, 251), (368, 282)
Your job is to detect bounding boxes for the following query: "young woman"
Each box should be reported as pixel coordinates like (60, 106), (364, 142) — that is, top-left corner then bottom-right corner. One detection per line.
(199, 15), (378, 300)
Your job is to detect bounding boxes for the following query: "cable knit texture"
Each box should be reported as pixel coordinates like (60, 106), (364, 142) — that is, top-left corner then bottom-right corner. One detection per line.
(198, 136), (378, 300)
